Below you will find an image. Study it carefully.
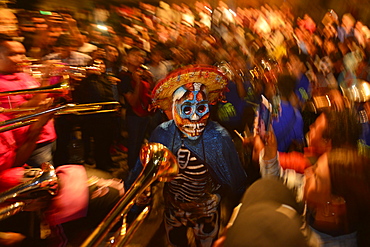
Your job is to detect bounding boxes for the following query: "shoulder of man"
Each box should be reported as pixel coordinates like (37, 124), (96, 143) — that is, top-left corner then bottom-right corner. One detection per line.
(42, 53), (59, 61)
(71, 51), (92, 59)
(205, 120), (232, 138)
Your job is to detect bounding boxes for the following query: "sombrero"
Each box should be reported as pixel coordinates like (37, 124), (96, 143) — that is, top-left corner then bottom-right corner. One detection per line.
(151, 65), (229, 111)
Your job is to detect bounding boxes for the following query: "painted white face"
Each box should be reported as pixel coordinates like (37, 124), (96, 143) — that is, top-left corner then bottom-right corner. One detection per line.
(172, 83), (209, 140)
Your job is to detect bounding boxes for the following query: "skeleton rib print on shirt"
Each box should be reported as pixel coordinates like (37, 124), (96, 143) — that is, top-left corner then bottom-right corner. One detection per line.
(168, 144), (217, 203)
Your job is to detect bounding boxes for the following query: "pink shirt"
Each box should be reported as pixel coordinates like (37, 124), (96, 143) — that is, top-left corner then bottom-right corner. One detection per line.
(0, 165), (89, 226)
(0, 118), (87, 226)
(0, 73), (56, 144)
(46, 165), (89, 226)
(0, 130), (88, 224)
(0, 115), (23, 192)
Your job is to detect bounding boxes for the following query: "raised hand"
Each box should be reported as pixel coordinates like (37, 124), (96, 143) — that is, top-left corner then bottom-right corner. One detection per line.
(263, 126), (278, 161)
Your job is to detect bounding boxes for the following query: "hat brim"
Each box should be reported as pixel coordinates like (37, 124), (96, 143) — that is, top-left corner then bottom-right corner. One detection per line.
(151, 65), (229, 111)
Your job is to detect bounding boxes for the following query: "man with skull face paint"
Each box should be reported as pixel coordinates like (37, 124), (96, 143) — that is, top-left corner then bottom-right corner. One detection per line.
(128, 65), (248, 247)
(172, 82), (209, 139)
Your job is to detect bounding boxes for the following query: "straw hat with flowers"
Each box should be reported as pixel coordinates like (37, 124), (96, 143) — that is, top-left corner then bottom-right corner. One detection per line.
(151, 65), (229, 111)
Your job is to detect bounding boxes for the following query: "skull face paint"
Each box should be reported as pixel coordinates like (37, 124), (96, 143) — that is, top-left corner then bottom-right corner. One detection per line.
(172, 83), (209, 140)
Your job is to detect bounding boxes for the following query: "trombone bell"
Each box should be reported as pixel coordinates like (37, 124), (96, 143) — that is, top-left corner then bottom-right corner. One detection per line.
(81, 143), (178, 247)
(0, 163), (58, 221)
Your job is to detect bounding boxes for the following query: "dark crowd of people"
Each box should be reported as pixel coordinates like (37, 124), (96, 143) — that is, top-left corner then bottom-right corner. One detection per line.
(0, 0), (369, 246)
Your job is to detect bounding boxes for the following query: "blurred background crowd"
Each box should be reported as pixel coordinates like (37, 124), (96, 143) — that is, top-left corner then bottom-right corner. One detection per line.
(0, 0), (369, 187)
(1, 0), (370, 245)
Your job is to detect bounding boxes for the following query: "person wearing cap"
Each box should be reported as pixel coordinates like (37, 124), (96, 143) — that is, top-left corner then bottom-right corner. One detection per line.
(257, 107), (370, 246)
(220, 178), (310, 247)
(217, 108), (368, 246)
(128, 65), (248, 247)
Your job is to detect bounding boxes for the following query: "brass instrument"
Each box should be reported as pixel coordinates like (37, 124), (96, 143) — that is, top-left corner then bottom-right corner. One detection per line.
(21, 63), (102, 79)
(0, 80), (70, 96)
(0, 107), (39, 113)
(66, 66), (102, 78)
(0, 102), (121, 132)
(0, 162), (58, 221)
(216, 61), (235, 81)
(0, 81), (121, 132)
(56, 102), (121, 115)
(0, 104), (70, 128)
(0, 119), (39, 133)
(216, 61), (244, 81)
(82, 143), (179, 247)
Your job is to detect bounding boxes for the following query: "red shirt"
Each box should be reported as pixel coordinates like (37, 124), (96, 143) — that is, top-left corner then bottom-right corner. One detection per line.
(279, 147), (322, 174)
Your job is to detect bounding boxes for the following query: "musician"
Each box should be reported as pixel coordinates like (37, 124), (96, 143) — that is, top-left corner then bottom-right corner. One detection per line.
(117, 47), (154, 171)
(129, 65), (248, 246)
(0, 111), (55, 247)
(0, 110), (124, 246)
(0, 34), (56, 167)
(0, 109), (54, 192)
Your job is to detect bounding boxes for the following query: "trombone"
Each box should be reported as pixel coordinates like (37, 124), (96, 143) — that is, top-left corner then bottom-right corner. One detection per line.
(82, 143), (179, 247)
(0, 143), (178, 246)
(0, 80), (70, 96)
(0, 79), (121, 132)
(0, 102), (121, 132)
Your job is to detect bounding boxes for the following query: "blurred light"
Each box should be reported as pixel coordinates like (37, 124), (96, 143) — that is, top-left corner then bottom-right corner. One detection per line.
(325, 95), (332, 107)
(228, 9), (236, 17)
(204, 6), (212, 14)
(40, 10), (52, 16)
(363, 82), (370, 98)
(97, 25), (108, 31)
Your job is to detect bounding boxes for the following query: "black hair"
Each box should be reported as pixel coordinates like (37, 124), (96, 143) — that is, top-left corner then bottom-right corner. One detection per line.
(328, 148), (370, 245)
(55, 34), (72, 47)
(103, 43), (123, 62)
(277, 74), (296, 100)
(329, 148), (370, 199)
(322, 108), (362, 148)
(0, 33), (14, 43)
(288, 46), (308, 64)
